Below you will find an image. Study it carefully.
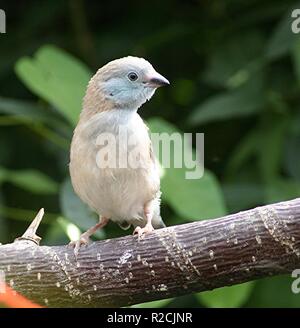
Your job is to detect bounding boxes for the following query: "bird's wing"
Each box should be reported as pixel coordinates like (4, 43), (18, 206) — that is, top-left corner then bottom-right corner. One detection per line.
(149, 140), (156, 165)
(143, 121), (159, 168)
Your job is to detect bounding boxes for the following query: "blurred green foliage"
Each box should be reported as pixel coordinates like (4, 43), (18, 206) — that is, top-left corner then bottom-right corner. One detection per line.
(0, 0), (300, 308)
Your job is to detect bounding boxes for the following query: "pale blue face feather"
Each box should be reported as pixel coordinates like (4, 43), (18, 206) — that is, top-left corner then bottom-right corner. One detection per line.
(98, 57), (169, 110)
(101, 77), (156, 110)
(101, 75), (156, 110)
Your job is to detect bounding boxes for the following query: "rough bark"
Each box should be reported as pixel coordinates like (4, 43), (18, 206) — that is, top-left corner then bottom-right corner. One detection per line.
(0, 198), (300, 307)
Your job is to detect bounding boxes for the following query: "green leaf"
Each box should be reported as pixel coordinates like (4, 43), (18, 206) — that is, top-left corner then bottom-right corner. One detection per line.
(198, 282), (254, 308)
(57, 216), (81, 241)
(0, 97), (55, 123)
(171, 79), (196, 106)
(264, 178), (300, 204)
(258, 114), (289, 182)
(225, 129), (260, 177)
(227, 113), (289, 182)
(148, 118), (226, 220)
(43, 217), (70, 245)
(60, 178), (105, 239)
(246, 275), (300, 307)
(188, 76), (265, 126)
(290, 111), (300, 136)
(162, 168), (226, 220)
(223, 183), (264, 212)
(203, 33), (264, 88)
(292, 38), (300, 86)
(0, 166), (58, 194)
(266, 8), (299, 60)
(284, 136), (300, 181)
(15, 45), (92, 126)
(132, 298), (173, 308)
(0, 190), (8, 242)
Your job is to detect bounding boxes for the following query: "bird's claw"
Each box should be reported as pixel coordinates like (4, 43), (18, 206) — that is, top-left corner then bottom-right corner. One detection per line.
(68, 236), (90, 259)
(133, 224), (154, 241)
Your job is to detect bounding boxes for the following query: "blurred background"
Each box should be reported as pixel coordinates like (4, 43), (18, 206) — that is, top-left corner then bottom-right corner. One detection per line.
(0, 0), (300, 307)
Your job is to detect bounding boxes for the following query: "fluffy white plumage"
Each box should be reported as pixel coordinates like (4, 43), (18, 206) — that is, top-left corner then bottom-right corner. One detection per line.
(69, 56), (169, 253)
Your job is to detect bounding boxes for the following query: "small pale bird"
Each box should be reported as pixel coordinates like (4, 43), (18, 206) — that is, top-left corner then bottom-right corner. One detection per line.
(69, 56), (169, 255)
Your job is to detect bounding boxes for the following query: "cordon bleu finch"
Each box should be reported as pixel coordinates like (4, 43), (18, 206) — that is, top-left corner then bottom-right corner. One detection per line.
(69, 56), (169, 255)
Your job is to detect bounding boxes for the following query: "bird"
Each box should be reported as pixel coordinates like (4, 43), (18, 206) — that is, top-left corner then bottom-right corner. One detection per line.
(69, 56), (169, 255)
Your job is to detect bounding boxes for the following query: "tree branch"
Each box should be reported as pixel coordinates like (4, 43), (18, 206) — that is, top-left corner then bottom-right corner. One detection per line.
(1, 198), (300, 307)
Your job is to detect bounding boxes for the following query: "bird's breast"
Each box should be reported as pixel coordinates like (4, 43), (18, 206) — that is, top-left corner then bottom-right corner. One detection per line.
(70, 110), (160, 220)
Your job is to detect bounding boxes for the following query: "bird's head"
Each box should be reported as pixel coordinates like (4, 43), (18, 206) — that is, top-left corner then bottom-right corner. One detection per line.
(85, 56), (169, 112)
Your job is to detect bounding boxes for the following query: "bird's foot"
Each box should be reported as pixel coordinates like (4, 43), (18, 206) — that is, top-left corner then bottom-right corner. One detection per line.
(133, 224), (154, 240)
(68, 235), (90, 259)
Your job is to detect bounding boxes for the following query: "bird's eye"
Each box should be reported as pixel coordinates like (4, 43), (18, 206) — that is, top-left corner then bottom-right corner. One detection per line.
(128, 72), (138, 81)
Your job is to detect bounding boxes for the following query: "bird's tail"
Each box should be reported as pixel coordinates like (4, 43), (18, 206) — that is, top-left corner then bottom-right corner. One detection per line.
(152, 215), (166, 229)
(118, 221), (131, 230)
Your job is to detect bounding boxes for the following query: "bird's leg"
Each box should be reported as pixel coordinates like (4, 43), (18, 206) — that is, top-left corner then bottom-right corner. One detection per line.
(133, 202), (154, 239)
(69, 216), (109, 258)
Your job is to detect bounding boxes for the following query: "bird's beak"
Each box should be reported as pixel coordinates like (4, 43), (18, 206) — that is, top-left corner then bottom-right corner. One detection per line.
(146, 72), (170, 88)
